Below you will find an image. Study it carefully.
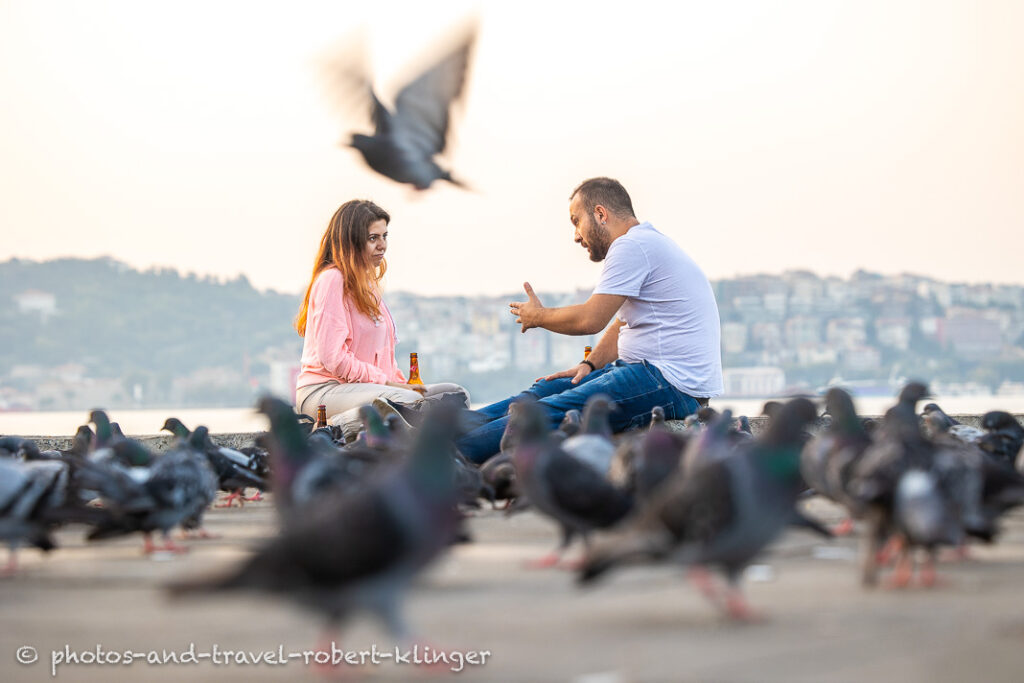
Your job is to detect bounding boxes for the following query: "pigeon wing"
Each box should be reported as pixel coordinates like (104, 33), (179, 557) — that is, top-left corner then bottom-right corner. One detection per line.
(544, 452), (631, 526)
(392, 32), (474, 158)
(231, 488), (409, 591)
(654, 461), (736, 546)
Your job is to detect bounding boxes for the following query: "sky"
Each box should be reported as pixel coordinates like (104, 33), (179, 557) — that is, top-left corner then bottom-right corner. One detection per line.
(1, 0), (1023, 297)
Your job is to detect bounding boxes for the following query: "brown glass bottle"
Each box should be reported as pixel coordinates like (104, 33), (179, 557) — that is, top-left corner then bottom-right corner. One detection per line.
(584, 345), (593, 360)
(408, 352), (424, 385)
(315, 404), (328, 430)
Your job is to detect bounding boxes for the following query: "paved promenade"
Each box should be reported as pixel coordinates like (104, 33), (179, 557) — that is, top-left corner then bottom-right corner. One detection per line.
(2, 492), (1023, 682)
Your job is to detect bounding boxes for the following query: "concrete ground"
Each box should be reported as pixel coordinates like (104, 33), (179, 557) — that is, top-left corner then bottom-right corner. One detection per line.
(2, 495), (1023, 683)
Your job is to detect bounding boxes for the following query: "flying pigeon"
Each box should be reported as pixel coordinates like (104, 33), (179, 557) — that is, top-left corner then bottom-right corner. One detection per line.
(325, 23), (476, 190)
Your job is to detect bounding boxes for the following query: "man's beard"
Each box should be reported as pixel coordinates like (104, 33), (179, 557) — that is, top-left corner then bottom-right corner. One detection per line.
(586, 220), (611, 262)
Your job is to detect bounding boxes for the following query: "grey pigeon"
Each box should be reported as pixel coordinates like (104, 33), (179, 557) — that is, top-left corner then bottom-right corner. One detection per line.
(167, 402), (465, 644)
(849, 381), (934, 586)
(630, 406), (689, 502)
(801, 387), (873, 533)
(327, 24), (476, 190)
(561, 395), (616, 476)
(0, 456), (111, 572)
(978, 411), (1024, 469)
(921, 403), (983, 443)
(558, 409), (582, 439)
(85, 438), (218, 554)
(479, 451), (518, 509)
(510, 401), (633, 568)
(579, 398), (820, 620)
(258, 397), (381, 515)
(888, 468), (962, 587)
(188, 426), (269, 509)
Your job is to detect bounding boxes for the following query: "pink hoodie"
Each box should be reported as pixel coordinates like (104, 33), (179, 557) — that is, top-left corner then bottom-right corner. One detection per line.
(296, 268), (406, 390)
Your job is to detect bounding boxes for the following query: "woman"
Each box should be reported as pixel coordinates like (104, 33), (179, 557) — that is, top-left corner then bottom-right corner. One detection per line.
(294, 199), (468, 434)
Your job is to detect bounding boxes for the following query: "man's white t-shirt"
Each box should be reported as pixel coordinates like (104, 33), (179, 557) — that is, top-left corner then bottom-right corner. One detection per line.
(593, 222), (724, 397)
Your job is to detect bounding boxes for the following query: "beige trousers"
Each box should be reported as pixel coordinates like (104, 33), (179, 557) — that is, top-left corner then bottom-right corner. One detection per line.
(295, 380), (470, 435)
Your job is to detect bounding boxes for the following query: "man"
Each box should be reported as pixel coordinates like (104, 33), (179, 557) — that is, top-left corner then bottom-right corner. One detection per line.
(457, 177), (723, 463)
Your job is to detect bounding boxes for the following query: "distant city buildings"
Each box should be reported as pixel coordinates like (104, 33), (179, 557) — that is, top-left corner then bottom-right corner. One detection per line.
(7, 269), (1024, 409)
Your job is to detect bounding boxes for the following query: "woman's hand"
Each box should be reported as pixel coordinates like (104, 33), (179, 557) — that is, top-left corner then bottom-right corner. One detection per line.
(387, 381), (427, 395)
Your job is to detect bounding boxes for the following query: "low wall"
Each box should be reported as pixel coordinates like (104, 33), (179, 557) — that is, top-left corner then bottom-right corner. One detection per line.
(21, 414), (1009, 452)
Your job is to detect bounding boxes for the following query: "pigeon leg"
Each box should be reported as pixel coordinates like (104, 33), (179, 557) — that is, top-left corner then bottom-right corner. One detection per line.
(525, 550), (562, 569)
(216, 491), (244, 508)
(1, 548), (18, 577)
(526, 527), (572, 569)
(939, 542), (972, 563)
(181, 527), (220, 541)
(688, 566), (722, 604)
(832, 517), (855, 536)
(243, 490), (264, 502)
(722, 581), (764, 622)
(149, 532), (189, 555)
(918, 548), (950, 588)
(884, 547), (914, 589)
(876, 534), (903, 567)
(557, 533), (594, 571)
(860, 509), (887, 587)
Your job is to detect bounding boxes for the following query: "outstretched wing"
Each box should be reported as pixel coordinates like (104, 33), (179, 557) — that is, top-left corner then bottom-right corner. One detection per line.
(392, 28), (475, 157)
(321, 31), (394, 137)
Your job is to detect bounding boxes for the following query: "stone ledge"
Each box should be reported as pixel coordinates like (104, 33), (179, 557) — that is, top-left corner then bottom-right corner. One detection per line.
(21, 413), (1023, 450)
(24, 432), (264, 454)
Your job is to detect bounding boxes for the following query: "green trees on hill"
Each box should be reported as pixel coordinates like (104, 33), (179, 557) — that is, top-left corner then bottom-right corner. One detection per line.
(0, 257), (300, 381)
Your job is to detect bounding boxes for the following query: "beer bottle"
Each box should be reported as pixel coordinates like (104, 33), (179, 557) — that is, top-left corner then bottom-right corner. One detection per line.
(584, 345), (593, 360)
(315, 404), (328, 430)
(408, 352), (424, 385)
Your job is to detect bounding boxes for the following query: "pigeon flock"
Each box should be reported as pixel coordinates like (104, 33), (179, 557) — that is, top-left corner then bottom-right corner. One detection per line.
(2, 382), (1024, 645)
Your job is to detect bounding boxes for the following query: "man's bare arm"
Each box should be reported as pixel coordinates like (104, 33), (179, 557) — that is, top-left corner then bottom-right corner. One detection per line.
(510, 282), (625, 335)
(541, 319), (624, 384)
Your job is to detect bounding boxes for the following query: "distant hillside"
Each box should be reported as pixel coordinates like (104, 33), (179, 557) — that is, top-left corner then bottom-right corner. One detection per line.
(0, 257), (301, 380)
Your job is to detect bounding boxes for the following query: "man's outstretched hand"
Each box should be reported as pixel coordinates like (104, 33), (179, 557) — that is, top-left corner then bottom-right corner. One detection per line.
(510, 282), (544, 333)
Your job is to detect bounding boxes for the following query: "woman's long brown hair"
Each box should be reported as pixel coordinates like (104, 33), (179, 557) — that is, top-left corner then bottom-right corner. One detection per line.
(294, 200), (390, 336)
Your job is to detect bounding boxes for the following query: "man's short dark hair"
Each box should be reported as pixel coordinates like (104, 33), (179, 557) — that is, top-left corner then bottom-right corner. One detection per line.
(570, 177), (636, 219)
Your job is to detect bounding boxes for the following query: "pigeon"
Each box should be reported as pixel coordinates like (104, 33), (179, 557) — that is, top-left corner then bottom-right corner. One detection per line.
(510, 401), (633, 568)
(326, 24), (476, 190)
(561, 395), (617, 476)
(167, 401), (465, 646)
(163, 417), (269, 501)
(558, 410), (582, 439)
(84, 438), (218, 554)
(479, 451), (518, 509)
(579, 398), (820, 620)
(186, 426), (269, 509)
(849, 381), (934, 586)
(921, 403), (983, 443)
(800, 387), (873, 534)
(681, 409), (738, 477)
(88, 410), (153, 469)
(888, 468), (963, 587)
(257, 397), (389, 515)
(633, 424), (687, 503)
(978, 411), (1024, 469)
(0, 456), (111, 573)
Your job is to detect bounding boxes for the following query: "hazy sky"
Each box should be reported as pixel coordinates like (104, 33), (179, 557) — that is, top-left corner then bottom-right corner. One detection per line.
(2, 0), (1022, 297)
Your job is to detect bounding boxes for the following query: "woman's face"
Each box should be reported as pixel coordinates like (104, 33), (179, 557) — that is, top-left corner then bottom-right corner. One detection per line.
(364, 219), (388, 267)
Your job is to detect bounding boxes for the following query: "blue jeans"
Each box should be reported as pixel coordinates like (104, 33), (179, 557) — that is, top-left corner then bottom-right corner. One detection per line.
(457, 360), (702, 464)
